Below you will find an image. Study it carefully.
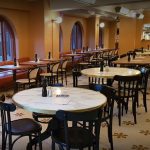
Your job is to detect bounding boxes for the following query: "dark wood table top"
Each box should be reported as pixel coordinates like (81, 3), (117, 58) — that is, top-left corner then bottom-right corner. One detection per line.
(20, 60), (49, 66)
(113, 56), (150, 66)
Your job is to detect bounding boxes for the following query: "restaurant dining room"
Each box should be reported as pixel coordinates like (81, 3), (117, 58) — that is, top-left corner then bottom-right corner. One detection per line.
(0, 0), (150, 150)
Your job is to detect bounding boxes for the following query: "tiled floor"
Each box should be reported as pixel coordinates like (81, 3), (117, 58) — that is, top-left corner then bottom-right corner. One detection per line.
(1, 74), (150, 150)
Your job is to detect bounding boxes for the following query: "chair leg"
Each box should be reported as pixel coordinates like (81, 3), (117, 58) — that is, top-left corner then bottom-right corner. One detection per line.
(2, 130), (6, 150)
(143, 91), (147, 112)
(61, 71), (63, 84)
(8, 134), (12, 150)
(37, 132), (42, 150)
(118, 103), (121, 126)
(108, 123), (113, 150)
(52, 141), (55, 150)
(65, 71), (67, 85)
(132, 98), (137, 124)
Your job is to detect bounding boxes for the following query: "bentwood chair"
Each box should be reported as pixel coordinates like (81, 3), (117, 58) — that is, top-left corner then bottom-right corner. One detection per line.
(138, 67), (150, 112)
(51, 108), (103, 150)
(40, 62), (60, 85)
(89, 84), (116, 150)
(0, 95), (42, 150)
(16, 67), (40, 90)
(58, 59), (68, 85)
(113, 75), (141, 126)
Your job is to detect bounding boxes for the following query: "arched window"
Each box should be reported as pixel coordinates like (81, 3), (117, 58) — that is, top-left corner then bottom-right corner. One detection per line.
(0, 16), (16, 61)
(71, 22), (82, 50)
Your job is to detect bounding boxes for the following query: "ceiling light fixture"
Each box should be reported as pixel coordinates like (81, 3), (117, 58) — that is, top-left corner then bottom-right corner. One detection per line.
(115, 6), (129, 15)
(136, 13), (144, 19)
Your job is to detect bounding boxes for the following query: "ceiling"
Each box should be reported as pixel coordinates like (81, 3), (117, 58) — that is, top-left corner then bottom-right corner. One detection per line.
(50, 0), (150, 20)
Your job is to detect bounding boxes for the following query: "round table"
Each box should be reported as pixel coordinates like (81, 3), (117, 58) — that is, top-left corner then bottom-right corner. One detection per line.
(12, 87), (107, 115)
(81, 67), (140, 78)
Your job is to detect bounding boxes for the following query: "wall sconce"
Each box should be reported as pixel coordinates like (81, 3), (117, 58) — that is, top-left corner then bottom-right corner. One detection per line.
(52, 16), (63, 24)
(99, 22), (105, 28)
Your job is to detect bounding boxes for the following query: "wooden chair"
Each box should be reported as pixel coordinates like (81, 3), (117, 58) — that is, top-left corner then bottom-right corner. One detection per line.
(0, 95), (42, 150)
(58, 59), (68, 85)
(138, 67), (150, 112)
(89, 84), (116, 150)
(40, 62), (60, 85)
(113, 75), (141, 126)
(16, 67), (39, 90)
(51, 107), (103, 150)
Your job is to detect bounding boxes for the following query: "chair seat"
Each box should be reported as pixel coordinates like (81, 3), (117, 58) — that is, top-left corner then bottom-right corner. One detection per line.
(58, 68), (66, 72)
(40, 72), (57, 77)
(78, 62), (91, 65)
(8, 118), (42, 135)
(52, 127), (94, 149)
(32, 112), (53, 123)
(16, 79), (36, 84)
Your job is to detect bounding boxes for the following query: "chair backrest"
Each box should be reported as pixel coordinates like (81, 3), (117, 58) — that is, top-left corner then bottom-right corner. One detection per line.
(0, 94), (5, 102)
(29, 67), (39, 79)
(55, 108), (102, 147)
(0, 99), (16, 134)
(51, 83), (64, 87)
(140, 67), (150, 89)
(51, 62), (60, 73)
(89, 55), (94, 62)
(89, 84), (116, 121)
(113, 75), (141, 99)
(62, 60), (68, 69)
(119, 53), (127, 58)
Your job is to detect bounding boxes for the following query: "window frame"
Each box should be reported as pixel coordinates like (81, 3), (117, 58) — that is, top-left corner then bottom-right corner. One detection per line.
(71, 22), (83, 50)
(0, 16), (16, 62)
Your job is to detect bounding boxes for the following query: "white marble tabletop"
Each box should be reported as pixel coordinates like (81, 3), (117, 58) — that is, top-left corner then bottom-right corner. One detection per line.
(81, 67), (140, 78)
(12, 87), (106, 115)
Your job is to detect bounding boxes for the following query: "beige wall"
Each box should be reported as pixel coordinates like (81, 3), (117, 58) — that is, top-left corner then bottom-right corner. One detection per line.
(87, 17), (96, 49)
(119, 17), (137, 54)
(0, 1), (31, 59)
(108, 21), (116, 49)
(29, 0), (45, 59)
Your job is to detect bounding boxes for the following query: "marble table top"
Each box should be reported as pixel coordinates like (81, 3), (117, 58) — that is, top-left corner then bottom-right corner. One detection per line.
(12, 87), (106, 115)
(81, 67), (140, 78)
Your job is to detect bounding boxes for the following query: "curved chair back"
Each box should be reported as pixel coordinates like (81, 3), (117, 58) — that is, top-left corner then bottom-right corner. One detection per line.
(62, 60), (68, 69)
(0, 101), (16, 136)
(140, 67), (150, 89)
(89, 55), (94, 62)
(113, 75), (141, 99)
(51, 62), (60, 73)
(29, 67), (39, 79)
(0, 94), (5, 102)
(139, 67), (150, 112)
(113, 74), (141, 125)
(89, 84), (116, 149)
(54, 108), (103, 149)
